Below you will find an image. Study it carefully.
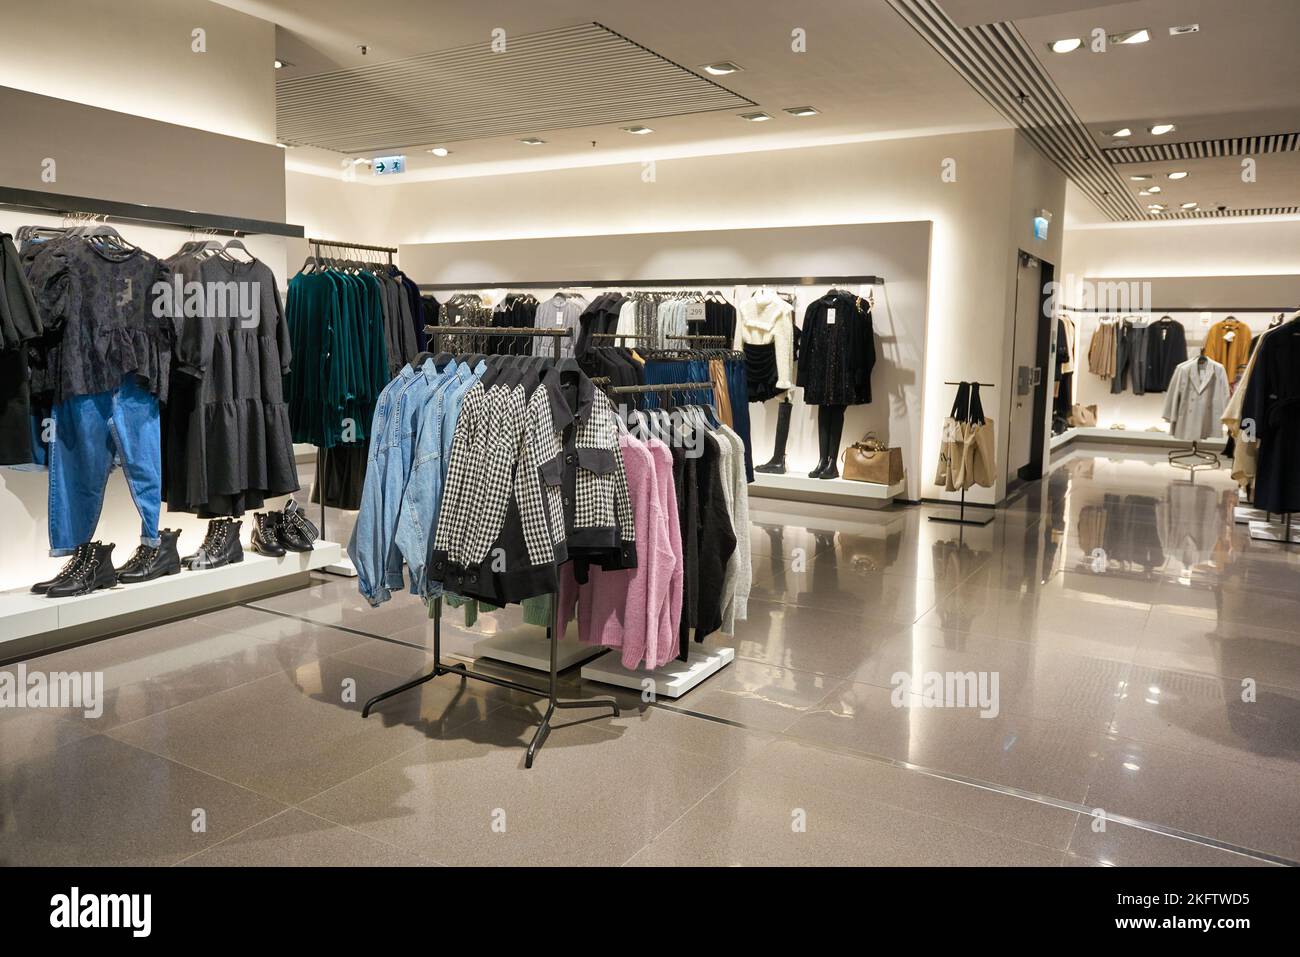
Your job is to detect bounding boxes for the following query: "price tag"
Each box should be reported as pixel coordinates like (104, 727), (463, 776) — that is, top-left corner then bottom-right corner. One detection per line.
(555, 314), (564, 325)
(686, 303), (706, 323)
(826, 307), (836, 325)
(1223, 330), (1235, 341)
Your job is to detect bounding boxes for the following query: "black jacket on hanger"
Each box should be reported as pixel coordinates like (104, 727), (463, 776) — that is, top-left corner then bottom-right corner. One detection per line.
(1143, 317), (1187, 393)
(796, 290), (876, 406)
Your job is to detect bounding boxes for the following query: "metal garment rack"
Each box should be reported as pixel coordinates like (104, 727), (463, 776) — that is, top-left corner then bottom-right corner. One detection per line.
(929, 381), (997, 528)
(428, 325), (566, 361)
(359, 326), (620, 769)
(667, 334), (729, 345)
(418, 275), (885, 291)
(307, 238), (398, 545)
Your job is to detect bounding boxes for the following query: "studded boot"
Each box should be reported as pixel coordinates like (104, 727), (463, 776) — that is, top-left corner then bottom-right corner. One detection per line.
(250, 511), (286, 557)
(32, 542), (95, 594)
(118, 529), (183, 584)
(188, 519), (244, 570)
(47, 542), (118, 598)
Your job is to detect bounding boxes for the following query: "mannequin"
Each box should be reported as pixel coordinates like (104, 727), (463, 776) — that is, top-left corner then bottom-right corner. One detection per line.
(810, 404), (846, 479)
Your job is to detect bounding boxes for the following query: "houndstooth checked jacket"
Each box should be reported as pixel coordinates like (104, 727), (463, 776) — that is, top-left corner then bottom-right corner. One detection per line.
(429, 364), (635, 605)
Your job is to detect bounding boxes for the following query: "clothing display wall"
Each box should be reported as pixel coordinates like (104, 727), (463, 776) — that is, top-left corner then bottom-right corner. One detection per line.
(1066, 310), (1281, 436)
(0, 212), (300, 593)
(400, 221), (932, 501)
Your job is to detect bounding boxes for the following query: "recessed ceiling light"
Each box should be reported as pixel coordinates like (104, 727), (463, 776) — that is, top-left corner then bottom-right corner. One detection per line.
(784, 106), (820, 117)
(274, 59), (290, 69)
(1169, 24), (1200, 36)
(1166, 170), (1189, 180)
(519, 137), (546, 146)
(621, 125), (654, 135)
(739, 111), (772, 122)
(1181, 202), (1198, 209)
(701, 61), (742, 75)
(1105, 127), (1133, 138)
(1147, 204), (1167, 211)
(427, 147), (450, 156)
(1149, 123), (1177, 135)
(1129, 174), (1153, 181)
(1109, 29), (1151, 45)
(1049, 38), (1082, 53)
(1145, 185), (1162, 194)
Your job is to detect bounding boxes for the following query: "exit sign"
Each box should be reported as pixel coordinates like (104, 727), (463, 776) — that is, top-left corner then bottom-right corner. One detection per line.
(373, 155), (406, 175)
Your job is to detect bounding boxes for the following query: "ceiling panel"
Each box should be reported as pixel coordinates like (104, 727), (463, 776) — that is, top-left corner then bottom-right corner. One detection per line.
(940, 0), (1136, 28)
(276, 22), (753, 153)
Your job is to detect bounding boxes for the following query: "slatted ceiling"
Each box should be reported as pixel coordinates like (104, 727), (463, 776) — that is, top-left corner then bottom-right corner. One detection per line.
(275, 22), (753, 154)
(1160, 206), (1300, 220)
(1105, 133), (1300, 165)
(885, 0), (1143, 222)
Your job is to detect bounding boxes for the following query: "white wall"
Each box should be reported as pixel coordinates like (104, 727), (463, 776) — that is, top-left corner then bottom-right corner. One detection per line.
(289, 128), (1069, 503)
(1063, 218), (1300, 279)
(0, 0), (277, 144)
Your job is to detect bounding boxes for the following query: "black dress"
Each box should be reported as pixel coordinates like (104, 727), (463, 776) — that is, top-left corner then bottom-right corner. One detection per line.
(796, 290), (876, 405)
(0, 234), (43, 465)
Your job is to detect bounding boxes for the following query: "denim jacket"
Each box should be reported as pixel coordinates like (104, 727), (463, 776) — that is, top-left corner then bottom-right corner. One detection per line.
(394, 360), (485, 598)
(348, 359), (447, 605)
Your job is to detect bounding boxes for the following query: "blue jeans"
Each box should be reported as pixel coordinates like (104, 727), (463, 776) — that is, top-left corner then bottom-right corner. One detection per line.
(48, 376), (161, 556)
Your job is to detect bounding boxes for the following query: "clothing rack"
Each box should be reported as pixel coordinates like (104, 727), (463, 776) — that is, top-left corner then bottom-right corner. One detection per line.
(307, 238), (398, 549)
(308, 237), (396, 262)
(611, 381), (715, 394)
(591, 332), (656, 342)
(419, 275), (885, 291)
(423, 324), (572, 360)
(0, 185), (304, 237)
(667, 334), (729, 345)
(360, 348), (618, 768)
(930, 381), (997, 528)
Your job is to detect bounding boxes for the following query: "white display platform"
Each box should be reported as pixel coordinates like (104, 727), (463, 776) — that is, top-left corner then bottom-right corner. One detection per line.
(1249, 520), (1299, 543)
(581, 644), (735, 698)
(750, 471), (905, 509)
(1235, 505), (1272, 525)
(1052, 427), (1228, 453)
(0, 542), (342, 647)
(473, 632), (605, 671)
(322, 555), (359, 578)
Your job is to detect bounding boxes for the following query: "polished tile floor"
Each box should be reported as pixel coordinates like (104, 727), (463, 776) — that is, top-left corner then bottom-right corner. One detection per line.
(2, 453), (1297, 866)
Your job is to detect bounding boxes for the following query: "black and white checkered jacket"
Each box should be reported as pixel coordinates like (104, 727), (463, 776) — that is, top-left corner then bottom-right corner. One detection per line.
(429, 365), (635, 605)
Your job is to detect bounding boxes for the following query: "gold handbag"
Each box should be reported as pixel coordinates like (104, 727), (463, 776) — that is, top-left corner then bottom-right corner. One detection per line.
(842, 432), (905, 485)
(1070, 403), (1098, 427)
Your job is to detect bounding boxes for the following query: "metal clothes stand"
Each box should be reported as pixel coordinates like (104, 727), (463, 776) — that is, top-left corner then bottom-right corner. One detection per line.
(361, 325), (622, 769)
(306, 237), (399, 554)
(1169, 441), (1220, 475)
(929, 380), (997, 528)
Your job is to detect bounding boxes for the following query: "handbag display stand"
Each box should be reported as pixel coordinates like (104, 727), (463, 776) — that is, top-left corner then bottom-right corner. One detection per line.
(929, 380), (996, 527)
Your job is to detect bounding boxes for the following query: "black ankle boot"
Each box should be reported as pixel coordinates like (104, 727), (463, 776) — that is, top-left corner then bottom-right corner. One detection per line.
(275, 507), (316, 553)
(184, 518), (230, 568)
(250, 511), (286, 557)
(118, 529), (183, 584)
(808, 457), (831, 479)
(188, 519), (244, 570)
(819, 457), (840, 480)
(33, 542), (95, 594)
(47, 542), (117, 597)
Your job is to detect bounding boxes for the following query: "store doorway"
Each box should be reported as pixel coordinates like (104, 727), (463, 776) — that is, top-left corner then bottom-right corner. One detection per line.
(1005, 252), (1054, 489)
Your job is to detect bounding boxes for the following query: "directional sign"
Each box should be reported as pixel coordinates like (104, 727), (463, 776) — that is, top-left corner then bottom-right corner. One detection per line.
(373, 155), (406, 175)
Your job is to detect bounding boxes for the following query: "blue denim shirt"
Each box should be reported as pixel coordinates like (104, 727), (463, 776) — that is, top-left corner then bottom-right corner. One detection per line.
(349, 359), (449, 605)
(391, 360), (487, 599)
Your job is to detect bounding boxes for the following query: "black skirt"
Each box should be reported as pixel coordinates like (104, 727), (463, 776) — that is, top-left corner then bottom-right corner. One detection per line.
(744, 342), (782, 402)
